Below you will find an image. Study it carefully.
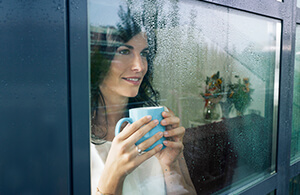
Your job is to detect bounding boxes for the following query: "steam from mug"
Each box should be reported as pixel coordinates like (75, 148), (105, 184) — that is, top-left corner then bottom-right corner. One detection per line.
(115, 106), (166, 151)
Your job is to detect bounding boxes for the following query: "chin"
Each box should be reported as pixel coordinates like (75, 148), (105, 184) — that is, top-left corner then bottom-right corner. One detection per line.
(123, 90), (139, 98)
(127, 92), (139, 98)
(123, 86), (140, 98)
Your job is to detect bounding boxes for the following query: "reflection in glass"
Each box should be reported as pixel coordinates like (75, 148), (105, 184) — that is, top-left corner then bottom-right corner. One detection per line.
(89, 0), (280, 194)
(153, 1), (280, 194)
(290, 174), (300, 195)
(291, 25), (300, 163)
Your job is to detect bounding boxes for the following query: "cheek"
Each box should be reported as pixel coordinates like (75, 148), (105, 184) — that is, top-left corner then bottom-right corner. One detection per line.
(108, 61), (126, 78)
(101, 63), (121, 85)
(111, 59), (124, 70)
(143, 61), (148, 75)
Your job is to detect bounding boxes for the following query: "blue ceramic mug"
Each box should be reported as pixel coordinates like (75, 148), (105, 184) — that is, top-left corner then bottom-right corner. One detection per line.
(115, 106), (166, 151)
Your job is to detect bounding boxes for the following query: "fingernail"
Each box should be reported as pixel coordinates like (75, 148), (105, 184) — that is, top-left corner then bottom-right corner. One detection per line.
(163, 141), (168, 145)
(147, 115), (152, 119)
(161, 120), (166, 125)
(159, 144), (163, 149)
(154, 119), (159, 124)
(159, 132), (163, 137)
(163, 131), (168, 136)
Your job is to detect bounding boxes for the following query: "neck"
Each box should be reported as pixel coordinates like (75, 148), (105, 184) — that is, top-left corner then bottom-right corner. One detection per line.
(100, 90), (128, 119)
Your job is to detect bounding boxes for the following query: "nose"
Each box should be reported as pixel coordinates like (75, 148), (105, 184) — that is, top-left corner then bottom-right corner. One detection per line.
(131, 53), (146, 72)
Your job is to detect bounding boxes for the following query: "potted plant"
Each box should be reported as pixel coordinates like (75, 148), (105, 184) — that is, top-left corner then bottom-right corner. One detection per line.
(226, 76), (254, 116)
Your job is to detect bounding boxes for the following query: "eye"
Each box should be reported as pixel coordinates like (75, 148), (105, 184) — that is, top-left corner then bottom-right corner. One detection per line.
(118, 49), (130, 55)
(140, 50), (149, 58)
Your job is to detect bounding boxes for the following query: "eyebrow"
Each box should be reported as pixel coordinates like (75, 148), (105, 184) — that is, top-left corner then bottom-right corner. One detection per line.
(121, 44), (149, 51)
(121, 44), (134, 49)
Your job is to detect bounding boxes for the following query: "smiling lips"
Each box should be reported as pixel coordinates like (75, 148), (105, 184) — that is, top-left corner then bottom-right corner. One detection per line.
(122, 77), (142, 85)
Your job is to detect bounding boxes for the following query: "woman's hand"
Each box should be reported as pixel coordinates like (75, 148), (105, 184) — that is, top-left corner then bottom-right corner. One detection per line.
(155, 110), (185, 167)
(155, 109), (196, 194)
(98, 116), (163, 194)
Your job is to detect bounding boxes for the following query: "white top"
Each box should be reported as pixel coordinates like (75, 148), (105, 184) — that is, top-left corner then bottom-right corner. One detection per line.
(91, 142), (166, 195)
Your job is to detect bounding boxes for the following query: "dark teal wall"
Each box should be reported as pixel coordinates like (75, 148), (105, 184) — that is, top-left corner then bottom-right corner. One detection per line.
(0, 1), (71, 194)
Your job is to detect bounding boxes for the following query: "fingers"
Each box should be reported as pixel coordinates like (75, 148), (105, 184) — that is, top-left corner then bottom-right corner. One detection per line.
(117, 115), (152, 140)
(135, 144), (163, 163)
(162, 126), (185, 150)
(163, 140), (184, 151)
(161, 111), (185, 141)
(163, 126), (185, 141)
(125, 143), (163, 170)
(126, 119), (160, 145)
(136, 131), (164, 151)
(161, 111), (180, 128)
(114, 115), (163, 160)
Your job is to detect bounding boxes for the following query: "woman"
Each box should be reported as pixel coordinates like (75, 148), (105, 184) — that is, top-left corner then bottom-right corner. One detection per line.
(90, 15), (196, 195)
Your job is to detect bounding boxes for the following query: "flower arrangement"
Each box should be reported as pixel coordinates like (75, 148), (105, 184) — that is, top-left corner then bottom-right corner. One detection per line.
(201, 71), (224, 103)
(201, 71), (224, 120)
(227, 76), (254, 115)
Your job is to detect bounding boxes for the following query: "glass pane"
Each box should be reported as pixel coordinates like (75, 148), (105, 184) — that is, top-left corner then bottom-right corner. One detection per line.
(268, 190), (276, 195)
(290, 174), (300, 195)
(89, 0), (280, 194)
(291, 25), (300, 163)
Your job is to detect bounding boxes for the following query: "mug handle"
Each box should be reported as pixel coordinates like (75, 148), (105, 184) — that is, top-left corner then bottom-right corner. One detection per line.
(115, 118), (133, 136)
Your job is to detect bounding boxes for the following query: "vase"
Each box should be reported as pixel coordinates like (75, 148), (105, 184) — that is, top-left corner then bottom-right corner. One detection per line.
(203, 99), (222, 121)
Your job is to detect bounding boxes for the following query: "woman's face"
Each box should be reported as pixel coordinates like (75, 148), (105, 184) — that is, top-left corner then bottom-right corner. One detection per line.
(100, 33), (149, 100)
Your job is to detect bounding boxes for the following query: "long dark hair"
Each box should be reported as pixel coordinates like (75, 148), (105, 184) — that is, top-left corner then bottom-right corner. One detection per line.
(90, 6), (159, 144)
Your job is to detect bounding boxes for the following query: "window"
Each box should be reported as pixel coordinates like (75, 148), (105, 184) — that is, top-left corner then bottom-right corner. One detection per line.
(88, 0), (280, 194)
(82, 0), (298, 194)
(291, 25), (300, 164)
